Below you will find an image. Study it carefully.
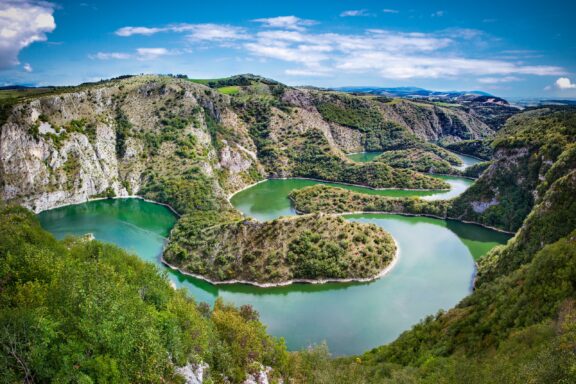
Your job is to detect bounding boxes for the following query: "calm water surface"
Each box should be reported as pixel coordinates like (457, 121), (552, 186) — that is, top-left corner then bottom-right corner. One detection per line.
(38, 178), (509, 355)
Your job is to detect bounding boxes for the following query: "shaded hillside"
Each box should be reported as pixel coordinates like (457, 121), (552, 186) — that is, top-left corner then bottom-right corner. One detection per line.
(448, 107), (576, 232)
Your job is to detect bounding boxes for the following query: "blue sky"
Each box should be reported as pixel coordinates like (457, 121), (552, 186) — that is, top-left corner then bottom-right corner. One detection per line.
(1, 0), (575, 97)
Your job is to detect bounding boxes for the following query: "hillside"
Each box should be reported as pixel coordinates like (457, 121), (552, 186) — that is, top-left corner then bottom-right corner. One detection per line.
(285, 108), (576, 383)
(0, 204), (291, 383)
(291, 107), (576, 234)
(0, 74), (502, 285)
(0, 76), (470, 283)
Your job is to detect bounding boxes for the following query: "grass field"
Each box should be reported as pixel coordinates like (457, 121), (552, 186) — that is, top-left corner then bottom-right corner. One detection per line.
(217, 85), (240, 95)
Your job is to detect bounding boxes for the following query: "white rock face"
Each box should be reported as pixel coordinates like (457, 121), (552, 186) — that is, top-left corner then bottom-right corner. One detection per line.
(471, 197), (499, 213)
(0, 77), (261, 213)
(243, 366), (273, 384)
(176, 362), (208, 384)
(0, 117), (127, 212)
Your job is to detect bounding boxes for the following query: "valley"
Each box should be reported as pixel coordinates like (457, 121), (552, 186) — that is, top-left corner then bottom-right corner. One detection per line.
(1, 73), (574, 383)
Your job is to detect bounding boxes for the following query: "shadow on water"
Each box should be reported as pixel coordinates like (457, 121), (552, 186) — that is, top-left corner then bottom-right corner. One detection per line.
(445, 220), (512, 260)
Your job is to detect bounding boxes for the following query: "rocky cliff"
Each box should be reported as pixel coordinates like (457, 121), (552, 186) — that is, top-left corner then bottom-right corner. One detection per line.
(448, 107), (576, 232)
(0, 76), (260, 212)
(1, 75), (502, 213)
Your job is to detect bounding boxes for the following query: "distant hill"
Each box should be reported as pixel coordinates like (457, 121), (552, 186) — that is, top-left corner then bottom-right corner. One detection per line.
(333, 86), (493, 99)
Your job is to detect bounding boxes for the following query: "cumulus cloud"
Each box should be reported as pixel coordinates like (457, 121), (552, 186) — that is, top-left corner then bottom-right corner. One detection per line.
(252, 16), (316, 31)
(110, 16), (565, 81)
(0, 0), (56, 69)
(23, 62), (32, 72)
(555, 77), (576, 89)
(431, 10), (445, 17)
(340, 10), (370, 17)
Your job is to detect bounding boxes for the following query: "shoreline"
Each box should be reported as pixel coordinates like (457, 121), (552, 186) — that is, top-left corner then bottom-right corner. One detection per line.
(292, 204), (514, 235)
(35, 194), (182, 217)
(161, 236), (401, 288)
(227, 176), (451, 202)
(444, 148), (488, 162)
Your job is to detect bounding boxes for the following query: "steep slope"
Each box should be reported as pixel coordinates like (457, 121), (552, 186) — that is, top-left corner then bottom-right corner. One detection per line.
(448, 107), (576, 232)
(0, 204), (290, 383)
(288, 109), (576, 383)
(0, 75), (452, 214)
(0, 74), (452, 285)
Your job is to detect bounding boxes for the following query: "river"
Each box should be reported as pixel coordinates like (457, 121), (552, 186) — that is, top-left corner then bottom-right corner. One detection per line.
(38, 172), (509, 355)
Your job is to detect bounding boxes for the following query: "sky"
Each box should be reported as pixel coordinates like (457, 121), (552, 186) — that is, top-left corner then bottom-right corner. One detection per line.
(1, 0), (575, 98)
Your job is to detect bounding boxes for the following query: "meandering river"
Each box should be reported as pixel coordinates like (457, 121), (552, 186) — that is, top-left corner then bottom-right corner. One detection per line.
(38, 169), (509, 355)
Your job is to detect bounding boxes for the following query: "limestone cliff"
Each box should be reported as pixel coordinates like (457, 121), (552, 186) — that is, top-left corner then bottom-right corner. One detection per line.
(0, 76), (260, 212)
(1, 74), (500, 213)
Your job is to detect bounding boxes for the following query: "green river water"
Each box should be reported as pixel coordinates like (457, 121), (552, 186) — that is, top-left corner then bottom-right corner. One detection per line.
(38, 173), (510, 355)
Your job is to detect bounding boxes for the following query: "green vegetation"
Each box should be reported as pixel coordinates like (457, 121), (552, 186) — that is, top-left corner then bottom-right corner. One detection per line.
(115, 108), (132, 157)
(217, 86), (240, 95)
(442, 139), (493, 160)
(0, 205), (290, 383)
(290, 130), (450, 189)
(374, 147), (460, 174)
(315, 95), (386, 132)
(164, 213), (396, 283)
(476, 169), (576, 285)
(290, 185), (451, 218)
(463, 160), (492, 178)
(62, 153), (80, 190)
(449, 108), (576, 231)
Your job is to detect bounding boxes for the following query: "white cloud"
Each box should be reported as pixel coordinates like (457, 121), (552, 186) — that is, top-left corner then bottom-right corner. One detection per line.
(382, 9), (399, 14)
(431, 10), (445, 17)
(115, 26), (166, 36)
(115, 23), (247, 42)
(340, 10), (369, 17)
(90, 48), (173, 61)
(23, 62), (32, 72)
(108, 16), (566, 81)
(555, 77), (576, 89)
(0, 0), (56, 69)
(335, 54), (563, 79)
(478, 76), (521, 84)
(252, 16), (316, 31)
(90, 52), (131, 60)
(285, 68), (332, 77)
(136, 47), (170, 60)
(181, 24), (248, 41)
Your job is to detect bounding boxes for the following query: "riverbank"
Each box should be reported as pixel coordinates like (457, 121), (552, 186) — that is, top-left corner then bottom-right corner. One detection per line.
(227, 176), (451, 202)
(35, 195), (182, 217)
(290, 198), (515, 235)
